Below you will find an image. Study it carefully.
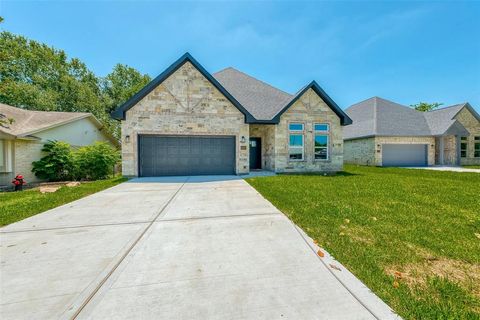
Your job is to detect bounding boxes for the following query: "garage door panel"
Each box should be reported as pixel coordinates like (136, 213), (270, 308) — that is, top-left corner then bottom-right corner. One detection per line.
(382, 144), (427, 167)
(139, 135), (235, 176)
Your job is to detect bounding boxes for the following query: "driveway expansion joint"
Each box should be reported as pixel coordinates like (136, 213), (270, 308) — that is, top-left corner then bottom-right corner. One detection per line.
(156, 211), (281, 223)
(68, 178), (188, 320)
(0, 221), (152, 234)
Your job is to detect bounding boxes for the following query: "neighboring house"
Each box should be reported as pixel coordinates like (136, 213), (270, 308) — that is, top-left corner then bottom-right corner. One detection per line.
(343, 97), (480, 167)
(0, 103), (119, 185)
(111, 53), (352, 177)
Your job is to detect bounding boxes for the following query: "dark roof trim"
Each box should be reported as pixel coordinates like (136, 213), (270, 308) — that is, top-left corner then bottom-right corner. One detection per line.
(453, 103), (480, 122)
(111, 52), (256, 121)
(270, 81), (353, 126)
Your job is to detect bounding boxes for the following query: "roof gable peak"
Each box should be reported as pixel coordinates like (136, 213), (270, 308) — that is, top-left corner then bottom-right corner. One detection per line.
(111, 52), (255, 121)
(271, 80), (352, 125)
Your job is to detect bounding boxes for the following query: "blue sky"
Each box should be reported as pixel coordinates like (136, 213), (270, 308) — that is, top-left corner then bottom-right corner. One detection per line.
(1, 1), (479, 111)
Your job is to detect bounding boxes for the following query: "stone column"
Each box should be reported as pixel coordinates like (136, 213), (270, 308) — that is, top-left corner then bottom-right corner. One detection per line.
(439, 136), (444, 165)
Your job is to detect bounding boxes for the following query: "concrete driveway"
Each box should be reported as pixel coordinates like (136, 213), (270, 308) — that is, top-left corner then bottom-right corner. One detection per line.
(1, 176), (398, 320)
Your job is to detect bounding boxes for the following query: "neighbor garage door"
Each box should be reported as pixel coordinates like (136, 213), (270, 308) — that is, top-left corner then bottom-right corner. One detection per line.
(382, 144), (428, 167)
(138, 135), (236, 176)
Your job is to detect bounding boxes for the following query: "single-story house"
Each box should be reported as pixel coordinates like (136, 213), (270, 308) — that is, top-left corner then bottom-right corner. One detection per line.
(343, 97), (480, 167)
(111, 53), (352, 177)
(0, 103), (119, 185)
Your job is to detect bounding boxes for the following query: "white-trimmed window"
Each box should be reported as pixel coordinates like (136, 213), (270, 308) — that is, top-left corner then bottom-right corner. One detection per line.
(0, 140), (6, 172)
(0, 140), (13, 173)
(289, 123), (304, 160)
(461, 137), (468, 158)
(314, 123), (329, 160)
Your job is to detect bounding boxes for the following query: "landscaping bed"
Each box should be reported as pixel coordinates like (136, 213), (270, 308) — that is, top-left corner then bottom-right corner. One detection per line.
(246, 165), (480, 319)
(0, 176), (126, 226)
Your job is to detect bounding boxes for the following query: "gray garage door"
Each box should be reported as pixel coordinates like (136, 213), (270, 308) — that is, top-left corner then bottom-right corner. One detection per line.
(382, 144), (428, 167)
(138, 135), (236, 176)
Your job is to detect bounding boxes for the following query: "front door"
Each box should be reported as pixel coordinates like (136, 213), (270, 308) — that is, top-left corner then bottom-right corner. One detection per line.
(249, 138), (262, 170)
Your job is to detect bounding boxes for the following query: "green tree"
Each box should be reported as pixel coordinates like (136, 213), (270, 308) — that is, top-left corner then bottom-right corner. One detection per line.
(31, 141), (76, 181)
(0, 31), (150, 138)
(75, 142), (120, 180)
(103, 64), (151, 113)
(411, 102), (443, 112)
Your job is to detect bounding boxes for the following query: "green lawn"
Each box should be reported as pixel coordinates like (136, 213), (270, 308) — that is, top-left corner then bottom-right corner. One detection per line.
(463, 165), (480, 169)
(246, 165), (480, 320)
(0, 177), (127, 226)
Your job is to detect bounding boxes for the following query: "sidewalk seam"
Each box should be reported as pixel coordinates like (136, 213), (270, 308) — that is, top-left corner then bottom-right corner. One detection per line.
(68, 178), (188, 320)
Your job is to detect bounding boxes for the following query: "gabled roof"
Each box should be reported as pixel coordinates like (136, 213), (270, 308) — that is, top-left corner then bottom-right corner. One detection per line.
(344, 97), (474, 140)
(213, 67), (292, 121)
(0, 103), (90, 137)
(269, 81), (352, 125)
(111, 53), (256, 122)
(0, 103), (120, 146)
(111, 53), (350, 125)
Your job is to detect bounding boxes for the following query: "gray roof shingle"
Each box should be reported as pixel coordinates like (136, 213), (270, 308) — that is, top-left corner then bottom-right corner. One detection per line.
(344, 98), (473, 140)
(0, 103), (92, 137)
(213, 67), (293, 120)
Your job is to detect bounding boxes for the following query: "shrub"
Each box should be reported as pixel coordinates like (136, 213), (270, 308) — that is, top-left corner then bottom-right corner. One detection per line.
(32, 140), (76, 181)
(75, 142), (120, 180)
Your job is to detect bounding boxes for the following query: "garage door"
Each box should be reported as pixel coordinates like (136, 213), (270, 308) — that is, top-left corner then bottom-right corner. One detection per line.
(138, 135), (236, 176)
(382, 144), (428, 167)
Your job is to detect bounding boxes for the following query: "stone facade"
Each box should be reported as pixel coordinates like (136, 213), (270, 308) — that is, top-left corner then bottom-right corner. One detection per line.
(249, 124), (276, 171)
(121, 62), (250, 176)
(455, 107), (480, 165)
(435, 135), (457, 165)
(273, 88), (343, 172)
(344, 138), (376, 165)
(121, 65), (345, 176)
(344, 136), (435, 166)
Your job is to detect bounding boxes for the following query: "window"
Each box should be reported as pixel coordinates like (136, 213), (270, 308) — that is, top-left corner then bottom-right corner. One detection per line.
(475, 136), (480, 158)
(460, 137), (468, 158)
(314, 123), (329, 160)
(314, 123), (329, 131)
(289, 123), (304, 131)
(0, 140), (6, 172)
(289, 123), (304, 160)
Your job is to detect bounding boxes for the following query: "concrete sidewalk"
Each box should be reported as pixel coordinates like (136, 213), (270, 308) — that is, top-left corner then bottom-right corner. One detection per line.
(1, 176), (399, 320)
(406, 166), (480, 173)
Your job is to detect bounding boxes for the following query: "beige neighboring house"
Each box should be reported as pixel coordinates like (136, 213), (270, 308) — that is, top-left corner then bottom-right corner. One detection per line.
(0, 103), (119, 185)
(343, 97), (480, 167)
(111, 53), (352, 177)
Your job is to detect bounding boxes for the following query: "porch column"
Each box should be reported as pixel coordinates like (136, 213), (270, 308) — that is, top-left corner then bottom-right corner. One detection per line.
(439, 136), (444, 165)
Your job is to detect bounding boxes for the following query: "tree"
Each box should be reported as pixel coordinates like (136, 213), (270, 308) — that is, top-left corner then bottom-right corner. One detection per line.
(31, 141), (76, 181)
(410, 102), (443, 112)
(102, 64), (151, 113)
(0, 31), (150, 138)
(75, 142), (120, 180)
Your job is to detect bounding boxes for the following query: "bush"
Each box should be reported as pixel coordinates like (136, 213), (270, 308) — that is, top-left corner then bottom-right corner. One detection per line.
(32, 141), (76, 181)
(75, 142), (120, 180)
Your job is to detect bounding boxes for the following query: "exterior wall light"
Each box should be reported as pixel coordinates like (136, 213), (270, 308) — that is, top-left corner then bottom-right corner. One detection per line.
(241, 136), (246, 143)
(125, 135), (130, 143)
